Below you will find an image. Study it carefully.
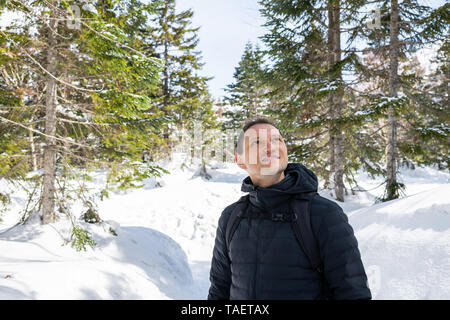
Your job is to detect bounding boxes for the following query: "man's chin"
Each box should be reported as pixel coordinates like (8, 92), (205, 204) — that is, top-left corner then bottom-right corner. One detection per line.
(259, 163), (284, 176)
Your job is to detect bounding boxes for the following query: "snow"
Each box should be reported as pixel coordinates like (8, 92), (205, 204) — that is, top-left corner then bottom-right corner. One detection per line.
(0, 214), (191, 299)
(414, 44), (441, 76)
(349, 186), (450, 299)
(81, 2), (98, 15)
(0, 153), (449, 299)
(304, 116), (320, 124)
(320, 165), (450, 299)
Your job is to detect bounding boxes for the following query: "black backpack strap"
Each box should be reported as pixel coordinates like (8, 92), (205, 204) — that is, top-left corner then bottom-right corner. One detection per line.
(290, 191), (323, 273)
(225, 195), (249, 257)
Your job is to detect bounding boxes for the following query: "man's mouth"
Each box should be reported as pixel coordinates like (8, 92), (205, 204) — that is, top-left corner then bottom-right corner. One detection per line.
(260, 154), (280, 162)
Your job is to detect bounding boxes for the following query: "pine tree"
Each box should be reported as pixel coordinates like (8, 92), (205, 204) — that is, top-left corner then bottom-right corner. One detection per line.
(355, 0), (448, 200)
(0, 0), (165, 227)
(258, 0), (448, 201)
(397, 41), (449, 170)
(0, 25), (32, 180)
(222, 42), (267, 130)
(138, 0), (218, 177)
(193, 91), (219, 179)
(141, 0), (214, 157)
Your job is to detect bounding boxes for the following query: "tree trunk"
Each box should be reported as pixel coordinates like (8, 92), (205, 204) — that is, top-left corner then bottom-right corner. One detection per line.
(328, 0), (345, 201)
(163, 40), (169, 110)
(161, 2), (170, 142)
(199, 159), (211, 180)
(386, 0), (399, 200)
(41, 1), (59, 224)
(333, 2), (344, 202)
(325, 113), (335, 191)
(28, 125), (38, 171)
(327, 1), (335, 192)
(199, 140), (211, 180)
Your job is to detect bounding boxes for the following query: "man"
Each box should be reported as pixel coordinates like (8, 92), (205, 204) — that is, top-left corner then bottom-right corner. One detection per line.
(208, 118), (371, 300)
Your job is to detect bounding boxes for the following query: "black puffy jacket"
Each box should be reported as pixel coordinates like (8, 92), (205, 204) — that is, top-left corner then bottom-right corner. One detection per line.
(208, 163), (372, 300)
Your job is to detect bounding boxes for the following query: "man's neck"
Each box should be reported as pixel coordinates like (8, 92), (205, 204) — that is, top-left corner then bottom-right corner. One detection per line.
(251, 171), (285, 188)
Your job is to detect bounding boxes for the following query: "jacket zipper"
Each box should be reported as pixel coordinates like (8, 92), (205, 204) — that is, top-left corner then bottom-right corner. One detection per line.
(254, 218), (260, 299)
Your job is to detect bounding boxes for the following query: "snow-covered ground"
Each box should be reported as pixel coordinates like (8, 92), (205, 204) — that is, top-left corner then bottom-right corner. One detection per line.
(0, 154), (449, 299)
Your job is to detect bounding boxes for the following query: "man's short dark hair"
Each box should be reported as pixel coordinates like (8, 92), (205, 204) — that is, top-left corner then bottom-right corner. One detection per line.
(235, 117), (280, 155)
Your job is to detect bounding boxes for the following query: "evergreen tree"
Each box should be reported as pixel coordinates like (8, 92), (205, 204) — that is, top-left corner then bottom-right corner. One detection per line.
(141, 0), (215, 158)
(0, 29), (32, 180)
(0, 0), (165, 229)
(397, 41), (449, 170)
(192, 91), (219, 179)
(222, 42), (267, 130)
(355, 0), (448, 200)
(136, 0), (219, 178)
(258, 0), (448, 201)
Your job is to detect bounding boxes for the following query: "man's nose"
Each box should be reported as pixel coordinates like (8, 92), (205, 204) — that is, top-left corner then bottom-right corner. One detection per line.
(266, 140), (272, 153)
(261, 139), (275, 154)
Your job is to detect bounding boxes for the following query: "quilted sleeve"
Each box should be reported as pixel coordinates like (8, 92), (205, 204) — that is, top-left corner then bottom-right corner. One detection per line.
(313, 199), (372, 300)
(207, 205), (233, 300)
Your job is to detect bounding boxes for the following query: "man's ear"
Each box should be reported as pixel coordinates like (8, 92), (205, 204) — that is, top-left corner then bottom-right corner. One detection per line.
(235, 153), (247, 170)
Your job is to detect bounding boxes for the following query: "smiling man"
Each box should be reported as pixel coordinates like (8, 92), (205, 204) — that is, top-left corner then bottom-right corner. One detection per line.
(207, 118), (371, 300)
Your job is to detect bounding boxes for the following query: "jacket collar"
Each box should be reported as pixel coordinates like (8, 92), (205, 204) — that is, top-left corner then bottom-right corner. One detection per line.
(241, 163), (318, 210)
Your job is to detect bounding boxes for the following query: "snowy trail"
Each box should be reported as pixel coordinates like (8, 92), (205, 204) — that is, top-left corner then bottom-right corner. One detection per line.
(95, 161), (248, 299)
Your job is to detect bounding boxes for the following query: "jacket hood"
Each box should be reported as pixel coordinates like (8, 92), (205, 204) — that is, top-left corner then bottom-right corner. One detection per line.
(241, 163), (318, 210)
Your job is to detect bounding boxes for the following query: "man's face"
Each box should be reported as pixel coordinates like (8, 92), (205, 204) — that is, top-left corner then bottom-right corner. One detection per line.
(235, 123), (288, 178)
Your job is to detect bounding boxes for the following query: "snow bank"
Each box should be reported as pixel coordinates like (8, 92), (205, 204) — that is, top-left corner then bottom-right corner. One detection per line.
(0, 213), (194, 299)
(349, 185), (450, 299)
